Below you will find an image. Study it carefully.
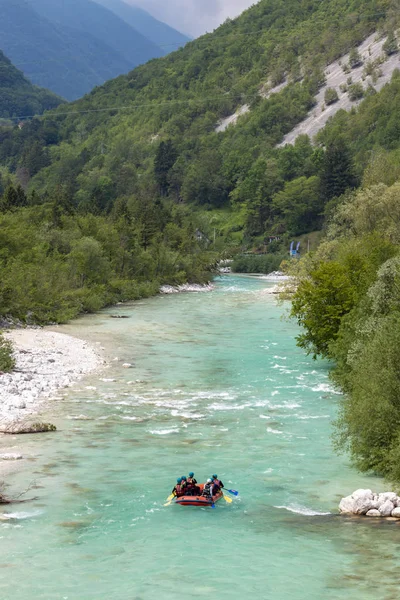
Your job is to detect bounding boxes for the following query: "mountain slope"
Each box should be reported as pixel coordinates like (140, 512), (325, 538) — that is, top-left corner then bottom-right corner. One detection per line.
(0, 0), (138, 100)
(93, 0), (190, 51)
(28, 0), (163, 67)
(0, 49), (63, 119)
(1, 0), (399, 239)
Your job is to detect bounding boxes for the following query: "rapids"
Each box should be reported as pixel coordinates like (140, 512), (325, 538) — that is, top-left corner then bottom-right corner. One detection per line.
(1, 275), (398, 600)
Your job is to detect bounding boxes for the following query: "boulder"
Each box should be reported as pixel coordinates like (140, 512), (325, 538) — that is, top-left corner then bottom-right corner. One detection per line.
(339, 495), (357, 514)
(378, 492), (397, 504)
(392, 507), (400, 518)
(366, 509), (381, 517)
(379, 500), (395, 517)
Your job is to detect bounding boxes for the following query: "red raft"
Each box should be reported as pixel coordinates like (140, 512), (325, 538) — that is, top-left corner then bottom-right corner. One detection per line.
(175, 483), (223, 507)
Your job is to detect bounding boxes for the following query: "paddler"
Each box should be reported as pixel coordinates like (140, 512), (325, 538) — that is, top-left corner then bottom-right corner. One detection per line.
(201, 478), (214, 499)
(180, 476), (188, 494)
(211, 474), (224, 492)
(172, 478), (183, 497)
(186, 472), (199, 496)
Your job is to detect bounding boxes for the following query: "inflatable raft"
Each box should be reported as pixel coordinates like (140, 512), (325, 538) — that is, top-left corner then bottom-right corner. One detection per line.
(175, 483), (223, 507)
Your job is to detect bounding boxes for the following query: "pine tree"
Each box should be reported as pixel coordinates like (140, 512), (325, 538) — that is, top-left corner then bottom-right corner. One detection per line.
(154, 140), (177, 196)
(320, 139), (358, 202)
(0, 184), (27, 211)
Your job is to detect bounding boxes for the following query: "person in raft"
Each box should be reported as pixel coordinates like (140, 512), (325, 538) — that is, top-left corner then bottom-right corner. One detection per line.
(211, 474), (224, 492)
(202, 478), (215, 499)
(186, 472), (200, 496)
(172, 478), (184, 497)
(180, 476), (188, 494)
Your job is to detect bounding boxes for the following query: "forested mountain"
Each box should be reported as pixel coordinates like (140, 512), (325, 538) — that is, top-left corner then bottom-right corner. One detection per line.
(0, 50), (63, 119)
(1, 0), (400, 326)
(2, 0), (398, 233)
(0, 0), (186, 100)
(93, 0), (190, 51)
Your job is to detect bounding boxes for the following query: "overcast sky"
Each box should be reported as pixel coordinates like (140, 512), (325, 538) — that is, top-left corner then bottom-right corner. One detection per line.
(131, 0), (258, 37)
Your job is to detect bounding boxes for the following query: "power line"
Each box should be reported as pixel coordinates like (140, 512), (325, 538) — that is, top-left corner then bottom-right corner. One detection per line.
(5, 92), (261, 122)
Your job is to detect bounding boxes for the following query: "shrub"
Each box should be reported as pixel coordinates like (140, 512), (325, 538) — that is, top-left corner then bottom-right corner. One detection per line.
(349, 48), (363, 68)
(383, 32), (398, 56)
(231, 253), (286, 274)
(324, 87), (339, 105)
(0, 333), (15, 372)
(348, 82), (364, 101)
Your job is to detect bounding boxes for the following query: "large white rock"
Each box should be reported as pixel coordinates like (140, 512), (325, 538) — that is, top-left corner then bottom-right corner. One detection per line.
(378, 492), (398, 505)
(339, 495), (357, 514)
(366, 509), (381, 517)
(391, 507), (400, 518)
(352, 489), (373, 500)
(379, 500), (395, 517)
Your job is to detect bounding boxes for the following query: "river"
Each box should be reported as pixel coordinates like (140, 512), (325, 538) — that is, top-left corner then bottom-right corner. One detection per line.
(1, 275), (399, 600)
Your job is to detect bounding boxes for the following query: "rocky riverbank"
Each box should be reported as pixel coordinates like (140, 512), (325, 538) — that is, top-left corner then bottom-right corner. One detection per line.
(0, 329), (105, 424)
(339, 489), (400, 517)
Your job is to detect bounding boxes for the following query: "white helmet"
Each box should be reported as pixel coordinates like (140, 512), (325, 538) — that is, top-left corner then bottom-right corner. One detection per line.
(207, 478), (212, 483)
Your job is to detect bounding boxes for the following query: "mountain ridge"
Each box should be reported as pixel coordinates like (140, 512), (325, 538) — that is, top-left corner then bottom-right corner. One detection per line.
(0, 48), (63, 119)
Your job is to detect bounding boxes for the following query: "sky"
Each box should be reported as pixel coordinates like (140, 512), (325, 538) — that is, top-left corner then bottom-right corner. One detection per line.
(131, 0), (258, 37)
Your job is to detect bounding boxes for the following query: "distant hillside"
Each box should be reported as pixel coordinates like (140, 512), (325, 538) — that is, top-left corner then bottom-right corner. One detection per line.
(1, 0), (400, 242)
(93, 0), (190, 51)
(28, 0), (163, 67)
(0, 0), (171, 100)
(0, 49), (63, 119)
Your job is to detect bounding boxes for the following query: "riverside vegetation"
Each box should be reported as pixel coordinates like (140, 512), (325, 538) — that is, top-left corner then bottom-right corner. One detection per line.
(2, 0), (400, 481)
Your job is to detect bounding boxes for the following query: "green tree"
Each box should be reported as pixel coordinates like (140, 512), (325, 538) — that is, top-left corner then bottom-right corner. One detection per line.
(154, 140), (177, 196)
(272, 176), (322, 234)
(383, 32), (398, 56)
(349, 47), (363, 68)
(290, 261), (357, 358)
(324, 87), (339, 105)
(320, 139), (357, 202)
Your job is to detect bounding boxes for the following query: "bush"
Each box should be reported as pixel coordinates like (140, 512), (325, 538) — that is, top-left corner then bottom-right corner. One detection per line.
(349, 48), (363, 69)
(324, 87), (339, 105)
(231, 253), (286, 274)
(348, 82), (364, 101)
(0, 333), (15, 372)
(383, 32), (398, 56)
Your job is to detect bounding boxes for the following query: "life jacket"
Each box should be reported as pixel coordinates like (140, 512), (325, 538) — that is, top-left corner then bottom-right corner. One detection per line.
(188, 477), (197, 485)
(213, 479), (222, 488)
(203, 482), (213, 497)
(175, 484), (182, 496)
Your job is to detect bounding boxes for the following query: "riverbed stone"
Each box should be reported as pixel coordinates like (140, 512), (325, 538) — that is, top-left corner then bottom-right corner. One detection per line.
(339, 495), (357, 514)
(379, 500), (395, 516)
(366, 509), (381, 517)
(391, 507), (400, 517)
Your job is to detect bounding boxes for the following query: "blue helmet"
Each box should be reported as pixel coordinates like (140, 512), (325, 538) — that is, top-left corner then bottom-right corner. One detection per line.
(182, 476), (187, 481)
(189, 472), (194, 477)
(212, 474), (218, 479)
(177, 478), (182, 483)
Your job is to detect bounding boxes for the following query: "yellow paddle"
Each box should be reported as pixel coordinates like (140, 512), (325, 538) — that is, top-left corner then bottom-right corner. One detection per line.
(222, 492), (232, 503)
(164, 493), (176, 506)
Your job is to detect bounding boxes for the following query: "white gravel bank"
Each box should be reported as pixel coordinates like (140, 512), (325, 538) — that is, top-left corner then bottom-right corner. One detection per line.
(0, 330), (105, 424)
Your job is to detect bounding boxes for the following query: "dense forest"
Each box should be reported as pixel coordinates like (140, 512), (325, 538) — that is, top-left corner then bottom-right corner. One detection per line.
(1, 0), (398, 246)
(0, 50), (63, 119)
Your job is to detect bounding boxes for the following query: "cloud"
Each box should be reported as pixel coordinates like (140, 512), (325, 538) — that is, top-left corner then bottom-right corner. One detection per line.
(130, 0), (257, 36)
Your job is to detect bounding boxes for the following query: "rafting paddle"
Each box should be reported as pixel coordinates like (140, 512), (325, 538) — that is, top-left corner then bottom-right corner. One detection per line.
(226, 489), (239, 496)
(222, 493), (232, 503)
(164, 493), (176, 506)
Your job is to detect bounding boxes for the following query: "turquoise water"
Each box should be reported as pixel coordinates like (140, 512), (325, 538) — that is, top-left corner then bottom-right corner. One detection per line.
(1, 275), (399, 600)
